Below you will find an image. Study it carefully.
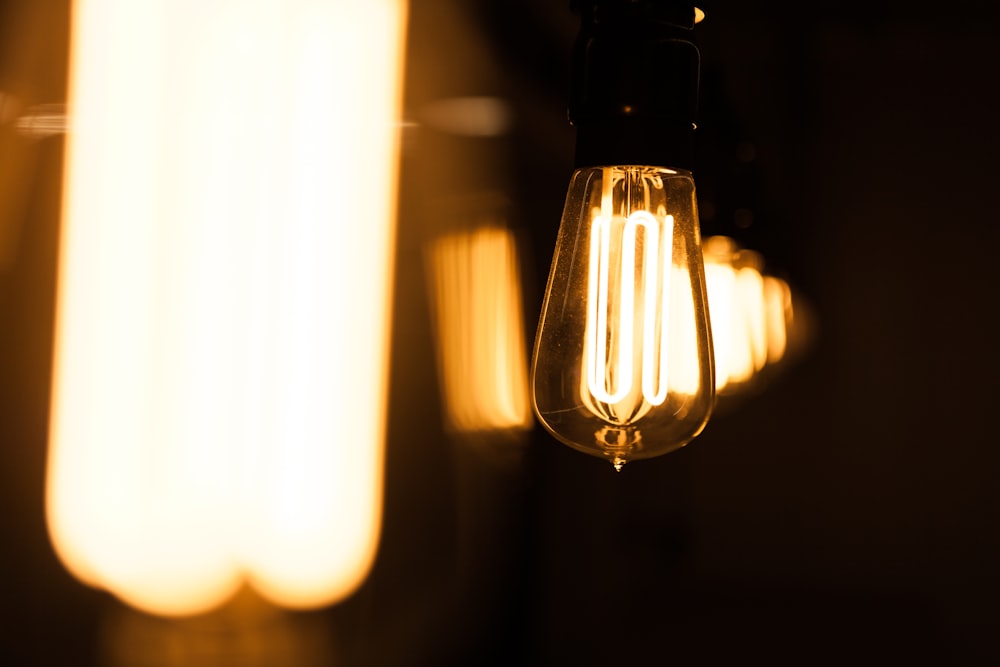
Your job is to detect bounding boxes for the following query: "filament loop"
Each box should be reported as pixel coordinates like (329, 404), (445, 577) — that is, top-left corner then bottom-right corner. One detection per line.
(585, 211), (675, 407)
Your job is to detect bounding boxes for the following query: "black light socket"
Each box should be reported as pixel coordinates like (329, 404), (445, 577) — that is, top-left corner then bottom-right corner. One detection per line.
(569, 0), (701, 170)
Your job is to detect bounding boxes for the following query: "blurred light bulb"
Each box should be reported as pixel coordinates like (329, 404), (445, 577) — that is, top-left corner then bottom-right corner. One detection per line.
(427, 224), (532, 435)
(703, 236), (769, 394)
(763, 275), (792, 365)
(531, 166), (714, 470)
(47, 0), (407, 617)
(737, 255), (769, 374)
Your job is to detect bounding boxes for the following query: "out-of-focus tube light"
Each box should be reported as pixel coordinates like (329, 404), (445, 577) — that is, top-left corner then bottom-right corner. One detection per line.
(427, 225), (531, 434)
(763, 275), (792, 365)
(47, 0), (408, 617)
(735, 250), (768, 374)
(704, 235), (794, 396)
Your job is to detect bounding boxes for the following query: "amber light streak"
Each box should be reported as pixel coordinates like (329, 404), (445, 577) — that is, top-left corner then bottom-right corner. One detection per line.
(47, 0), (407, 616)
(427, 226), (532, 434)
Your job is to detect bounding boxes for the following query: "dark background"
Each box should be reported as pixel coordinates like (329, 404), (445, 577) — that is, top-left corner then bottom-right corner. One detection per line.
(2, 0), (999, 664)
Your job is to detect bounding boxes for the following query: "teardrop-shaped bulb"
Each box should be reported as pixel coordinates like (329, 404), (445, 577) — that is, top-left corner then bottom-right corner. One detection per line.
(531, 166), (714, 468)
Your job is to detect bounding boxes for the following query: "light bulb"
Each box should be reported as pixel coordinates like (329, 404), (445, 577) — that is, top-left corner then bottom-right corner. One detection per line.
(703, 236), (768, 394)
(530, 1), (713, 469)
(763, 275), (792, 365)
(532, 166), (713, 469)
(47, 0), (408, 616)
(427, 223), (532, 435)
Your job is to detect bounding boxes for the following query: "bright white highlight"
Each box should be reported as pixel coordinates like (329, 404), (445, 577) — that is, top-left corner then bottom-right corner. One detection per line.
(585, 211), (675, 406)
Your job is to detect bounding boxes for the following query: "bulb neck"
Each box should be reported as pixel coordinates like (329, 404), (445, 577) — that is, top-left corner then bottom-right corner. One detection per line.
(568, 0), (701, 170)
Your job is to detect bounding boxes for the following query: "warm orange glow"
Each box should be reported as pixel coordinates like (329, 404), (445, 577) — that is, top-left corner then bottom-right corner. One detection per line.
(703, 236), (795, 396)
(764, 276), (792, 364)
(736, 258), (768, 373)
(703, 236), (770, 393)
(533, 166), (713, 468)
(704, 237), (748, 390)
(427, 226), (532, 434)
(47, 0), (407, 616)
(418, 97), (513, 137)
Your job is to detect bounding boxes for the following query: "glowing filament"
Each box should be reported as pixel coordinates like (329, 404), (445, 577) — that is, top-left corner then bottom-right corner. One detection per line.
(585, 211), (675, 407)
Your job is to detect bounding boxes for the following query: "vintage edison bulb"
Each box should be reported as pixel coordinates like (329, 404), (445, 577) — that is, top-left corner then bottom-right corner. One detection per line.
(531, 166), (714, 469)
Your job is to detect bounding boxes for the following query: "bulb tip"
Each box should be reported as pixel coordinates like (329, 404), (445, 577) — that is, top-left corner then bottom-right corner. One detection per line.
(612, 456), (627, 472)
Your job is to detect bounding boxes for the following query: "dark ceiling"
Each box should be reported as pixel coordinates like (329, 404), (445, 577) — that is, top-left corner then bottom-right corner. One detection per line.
(2, 1), (1000, 665)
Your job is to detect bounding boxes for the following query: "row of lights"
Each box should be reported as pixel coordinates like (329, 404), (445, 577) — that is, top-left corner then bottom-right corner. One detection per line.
(34, 0), (808, 619)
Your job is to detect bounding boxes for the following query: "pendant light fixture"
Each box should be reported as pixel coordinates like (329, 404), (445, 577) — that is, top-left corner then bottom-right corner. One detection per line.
(531, 1), (713, 470)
